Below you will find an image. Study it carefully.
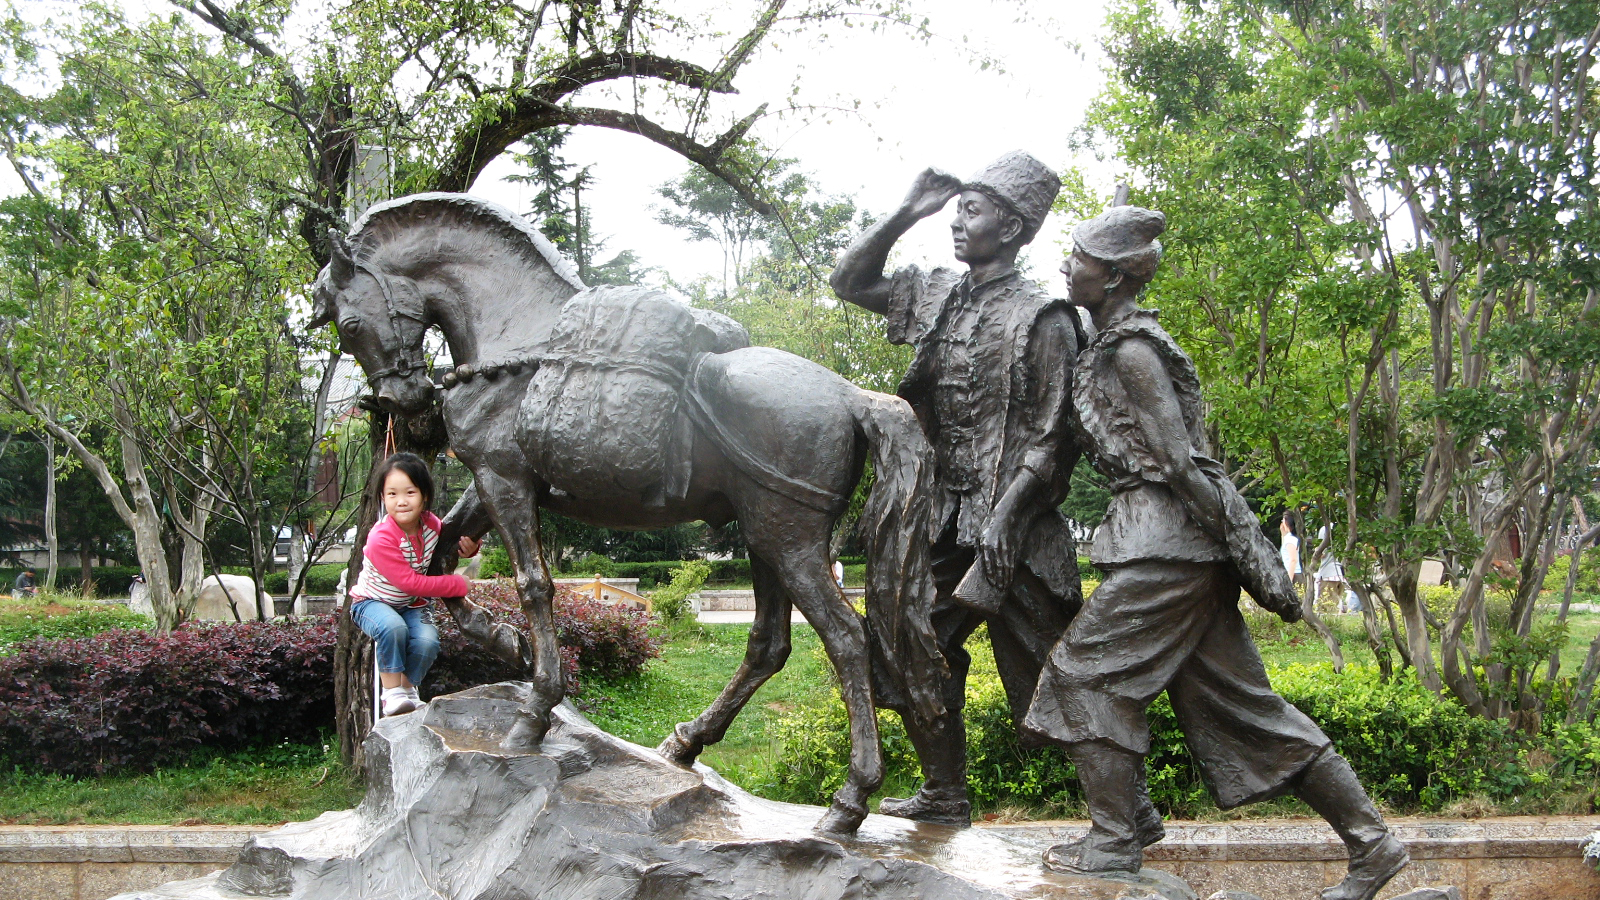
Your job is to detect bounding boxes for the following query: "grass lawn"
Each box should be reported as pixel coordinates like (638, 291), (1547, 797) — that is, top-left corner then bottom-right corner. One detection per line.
(583, 621), (836, 788)
(0, 740), (361, 825)
(1244, 605), (1600, 676)
(4, 595), (1596, 825)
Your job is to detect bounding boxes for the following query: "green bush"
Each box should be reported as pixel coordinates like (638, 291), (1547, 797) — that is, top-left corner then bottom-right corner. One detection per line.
(1544, 548), (1600, 596)
(567, 553), (618, 578)
(260, 565), (346, 596)
(479, 544), (512, 579)
(650, 560), (711, 623)
(767, 662), (1569, 816)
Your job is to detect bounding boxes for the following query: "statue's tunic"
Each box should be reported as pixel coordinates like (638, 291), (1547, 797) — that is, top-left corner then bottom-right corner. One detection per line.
(879, 264), (1082, 725)
(1024, 310), (1329, 808)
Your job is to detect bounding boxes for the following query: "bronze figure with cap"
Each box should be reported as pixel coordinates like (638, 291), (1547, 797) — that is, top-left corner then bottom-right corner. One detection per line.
(830, 152), (1086, 826)
(1022, 205), (1408, 900)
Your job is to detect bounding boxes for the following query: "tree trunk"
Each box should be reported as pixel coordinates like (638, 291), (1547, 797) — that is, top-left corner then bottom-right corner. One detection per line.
(1387, 559), (1441, 692)
(289, 520), (307, 604)
(79, 545), (92, 597)
(335, 404), (451, 773)
(1349, 581), (1393, 679)
(113, 423), (182, 630)
(1567, 627), (1600, 725)
(43, 430), (58, 592)
(175, 481), (216, 621)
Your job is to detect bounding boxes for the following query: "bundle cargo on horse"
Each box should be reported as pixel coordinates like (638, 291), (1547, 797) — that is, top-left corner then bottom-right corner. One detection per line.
(522, 285), (748, 509)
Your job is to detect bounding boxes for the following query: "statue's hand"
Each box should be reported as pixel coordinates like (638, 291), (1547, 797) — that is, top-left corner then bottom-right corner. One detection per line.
(900, 167), (962, 220)
(978, 519), (1017, 593)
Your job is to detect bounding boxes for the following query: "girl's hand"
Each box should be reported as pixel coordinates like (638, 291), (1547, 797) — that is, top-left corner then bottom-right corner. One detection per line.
(457, 535), (482, 558)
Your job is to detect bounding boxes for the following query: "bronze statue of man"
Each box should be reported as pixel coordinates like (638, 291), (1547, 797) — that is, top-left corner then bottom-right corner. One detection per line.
(831, 152), (1084, 825)
(1022, 205), (1408, 900)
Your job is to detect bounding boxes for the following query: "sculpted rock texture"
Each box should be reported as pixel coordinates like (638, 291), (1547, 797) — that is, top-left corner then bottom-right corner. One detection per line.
(106, 684), (1198, 900)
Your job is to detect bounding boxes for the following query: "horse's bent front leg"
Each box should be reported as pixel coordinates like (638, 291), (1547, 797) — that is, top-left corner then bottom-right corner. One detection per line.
(470, 468), (563, 752)
(658, 555), (792, 765)
(431, 483), (494, 576)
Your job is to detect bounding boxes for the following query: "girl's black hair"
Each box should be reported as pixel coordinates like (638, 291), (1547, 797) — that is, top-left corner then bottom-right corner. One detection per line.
(1281, 513), (1298, 536)
(374, 452), (435, 510)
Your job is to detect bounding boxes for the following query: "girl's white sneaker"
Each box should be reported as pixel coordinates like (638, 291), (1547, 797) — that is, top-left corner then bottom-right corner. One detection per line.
(381, 687), (420, 717)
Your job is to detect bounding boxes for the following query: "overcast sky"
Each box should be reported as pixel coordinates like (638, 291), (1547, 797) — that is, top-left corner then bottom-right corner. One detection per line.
(10, 0), (1122, 286)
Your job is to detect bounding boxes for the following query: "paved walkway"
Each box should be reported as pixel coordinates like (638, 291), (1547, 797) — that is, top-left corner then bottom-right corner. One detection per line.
(694, 608), (805, 624)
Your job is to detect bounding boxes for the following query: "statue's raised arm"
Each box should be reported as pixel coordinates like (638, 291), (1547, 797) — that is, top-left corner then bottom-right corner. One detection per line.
(829, 167), (961, 314)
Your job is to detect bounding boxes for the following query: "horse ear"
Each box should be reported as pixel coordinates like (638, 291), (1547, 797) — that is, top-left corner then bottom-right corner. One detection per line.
(327, 229), (355, 284)
(308, 229), (353, 330)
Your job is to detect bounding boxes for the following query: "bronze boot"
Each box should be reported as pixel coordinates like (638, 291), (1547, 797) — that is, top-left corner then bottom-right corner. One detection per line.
(1043, 741), (1146, 876)
(1293, 750), (1409, 900)
(878, 711), (972, 826)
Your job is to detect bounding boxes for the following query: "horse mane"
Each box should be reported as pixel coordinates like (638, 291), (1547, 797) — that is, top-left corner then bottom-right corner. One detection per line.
(348, 192), (586, 291)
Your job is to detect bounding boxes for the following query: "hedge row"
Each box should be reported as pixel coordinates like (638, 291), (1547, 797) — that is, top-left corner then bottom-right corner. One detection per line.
(0, 566), (144, 598)
(259, 565), (346, 596)
(557, 556), (752, 590)
(766, 662), (1599, 816)
(0, 581), (661, 776)
(0, 564), (356, 599)
(0, 617), (337, 775)
(545, 555), (880, 590)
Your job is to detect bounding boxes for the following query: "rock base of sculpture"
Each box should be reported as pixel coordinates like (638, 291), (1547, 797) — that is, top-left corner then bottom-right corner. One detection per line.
(109, 683), (1198, 900)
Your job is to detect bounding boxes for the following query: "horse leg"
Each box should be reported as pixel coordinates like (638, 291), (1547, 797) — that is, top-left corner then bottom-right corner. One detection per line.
(658, 554), (793, 765)
(757, 531), (883, 835)
(433, 483), (494, 575)
(470, 467), (563, 752)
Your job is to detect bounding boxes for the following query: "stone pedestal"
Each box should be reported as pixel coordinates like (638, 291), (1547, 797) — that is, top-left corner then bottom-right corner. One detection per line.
(108, 684), (1196, 900)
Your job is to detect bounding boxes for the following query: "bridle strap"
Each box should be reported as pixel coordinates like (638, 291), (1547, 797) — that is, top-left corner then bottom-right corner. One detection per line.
(354, 259), (428, 386)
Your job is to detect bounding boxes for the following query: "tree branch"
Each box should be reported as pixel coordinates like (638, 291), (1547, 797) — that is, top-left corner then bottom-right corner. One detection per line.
(433, 96), (776, 216)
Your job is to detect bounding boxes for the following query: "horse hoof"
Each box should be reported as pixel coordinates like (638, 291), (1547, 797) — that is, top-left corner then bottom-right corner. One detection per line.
(656, 727), (700, 766)
(813, 802), (866, 837)
(500, 715), (547, 753)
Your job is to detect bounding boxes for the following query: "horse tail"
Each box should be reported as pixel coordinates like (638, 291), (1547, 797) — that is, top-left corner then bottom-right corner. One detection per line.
(850, 390), (947, 722)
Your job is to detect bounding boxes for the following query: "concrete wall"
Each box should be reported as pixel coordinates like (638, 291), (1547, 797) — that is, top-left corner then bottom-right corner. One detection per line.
(3, 817), (1597, 900)
(990, 816), (1600, 900)
(0, 826), (260, 900)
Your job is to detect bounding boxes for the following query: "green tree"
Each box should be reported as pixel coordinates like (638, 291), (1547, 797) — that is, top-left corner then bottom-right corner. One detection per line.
(661, 157), (912, 393)
(168, 0), (943, 268)
(1083, 0), (1600, 722)
(0, 6), (318, 628)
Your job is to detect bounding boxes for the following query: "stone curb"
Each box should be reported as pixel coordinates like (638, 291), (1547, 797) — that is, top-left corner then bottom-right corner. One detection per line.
(5, 817), (1595, 866)
(983, 816), (1600, 862)
(0, 826), (265, 864)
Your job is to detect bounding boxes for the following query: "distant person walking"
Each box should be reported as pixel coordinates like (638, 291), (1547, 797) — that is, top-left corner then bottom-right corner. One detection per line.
(1279, 517), (1301, 581)
(11, 569), (36, 597)
(1315, 524), (1361, 614)
(349, 453), (481, 717)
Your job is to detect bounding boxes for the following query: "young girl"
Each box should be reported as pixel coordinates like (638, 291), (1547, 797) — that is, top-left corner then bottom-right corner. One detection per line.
(350, 452), (481, 717)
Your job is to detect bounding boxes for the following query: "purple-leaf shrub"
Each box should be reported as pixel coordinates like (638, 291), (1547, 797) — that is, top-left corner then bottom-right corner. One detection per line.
(0, 617), (337, 776)
(0, 584), (662, 776)
(426, 581), (661, 699)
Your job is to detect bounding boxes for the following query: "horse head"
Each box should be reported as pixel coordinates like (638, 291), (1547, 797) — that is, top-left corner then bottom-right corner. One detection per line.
(311, 230), (437, 416)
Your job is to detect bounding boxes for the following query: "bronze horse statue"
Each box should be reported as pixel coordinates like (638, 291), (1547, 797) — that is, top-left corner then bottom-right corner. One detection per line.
(310, 193), (944, 834)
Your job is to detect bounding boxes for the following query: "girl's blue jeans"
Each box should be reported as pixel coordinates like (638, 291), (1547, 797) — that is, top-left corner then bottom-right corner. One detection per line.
(351, 600), (440, 686)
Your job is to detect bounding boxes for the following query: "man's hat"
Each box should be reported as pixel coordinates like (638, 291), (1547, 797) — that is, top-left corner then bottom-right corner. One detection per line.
(962, 151), (1060, 244)
(1071, 205), (1167, 282)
